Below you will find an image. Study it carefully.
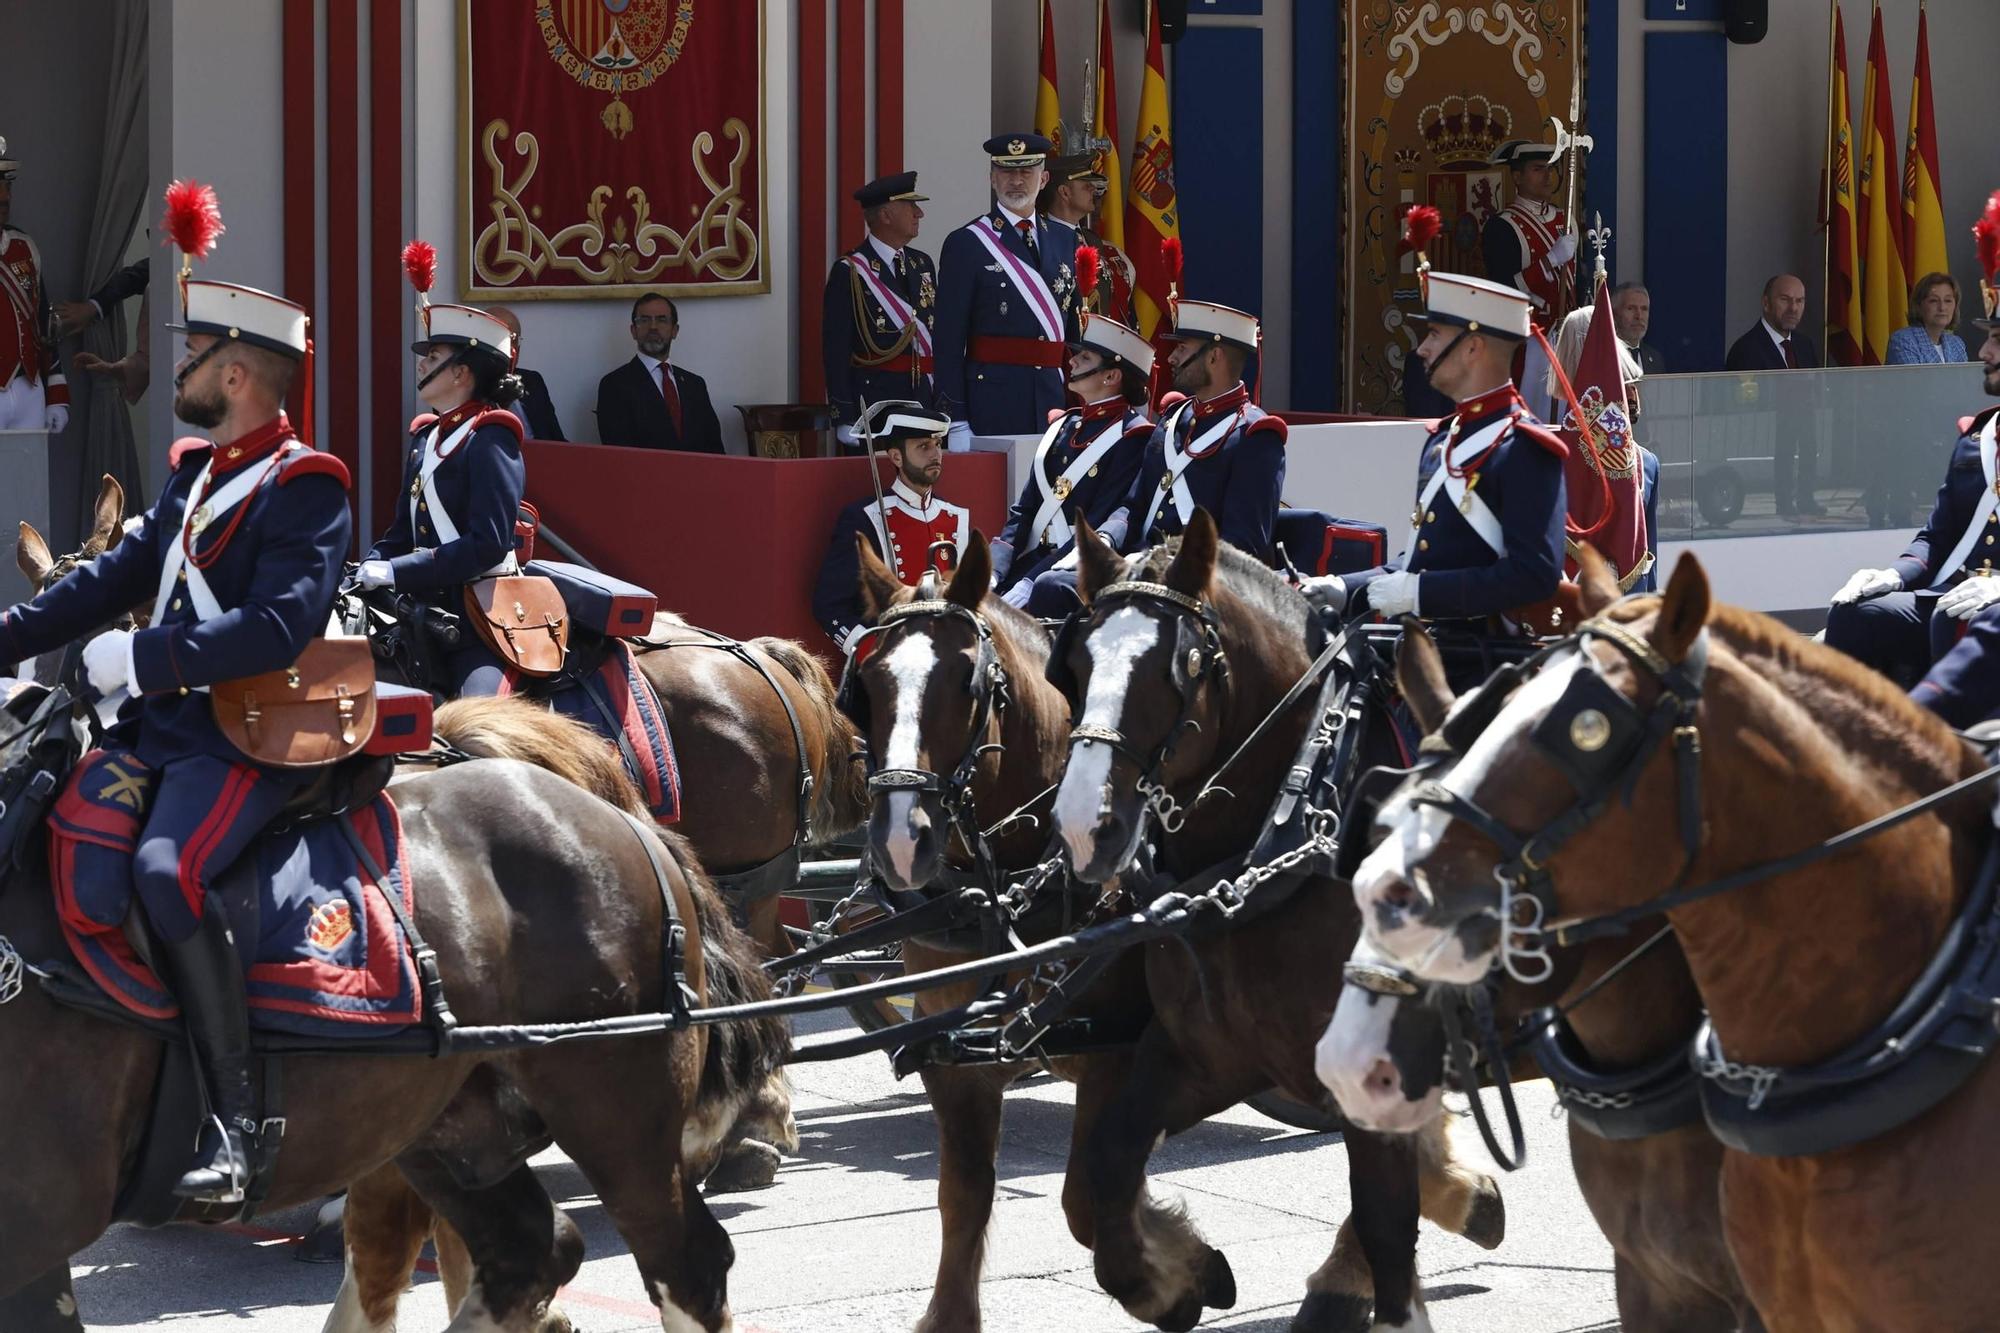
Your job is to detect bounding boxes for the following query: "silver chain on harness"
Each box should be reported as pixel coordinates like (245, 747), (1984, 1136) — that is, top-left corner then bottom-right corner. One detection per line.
(0, 934), (22, 1005)
(1695, 1049), (1781, 1111)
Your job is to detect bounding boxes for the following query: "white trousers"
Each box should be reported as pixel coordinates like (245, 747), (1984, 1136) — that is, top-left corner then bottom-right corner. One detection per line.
(0, 375), (46, 430)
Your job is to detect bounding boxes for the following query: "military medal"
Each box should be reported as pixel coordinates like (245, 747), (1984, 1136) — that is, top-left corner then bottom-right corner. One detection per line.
(188, 503), (214, 536)
(1460, 473), (1481, 514)
(1054, 477), (1072, 500)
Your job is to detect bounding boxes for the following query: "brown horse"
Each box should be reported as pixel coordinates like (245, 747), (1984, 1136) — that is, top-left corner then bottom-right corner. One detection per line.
(0, 693), (787, 1331)
(843, 531), (1158, 1331)
(1046, 512), (1504, 1332)
(1347, 551), (2000, 1331)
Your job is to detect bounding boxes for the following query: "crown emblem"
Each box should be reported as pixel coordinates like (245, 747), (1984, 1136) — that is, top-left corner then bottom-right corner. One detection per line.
(1392, 147), (1423, 181)
(1008, 138), (1026, 155)
(1418, 94), (1514, 169)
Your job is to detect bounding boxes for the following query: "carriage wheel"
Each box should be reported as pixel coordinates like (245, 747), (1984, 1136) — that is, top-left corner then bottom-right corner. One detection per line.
(1246, 1089), (1345, 1134)
(804, 898), (912, 1034)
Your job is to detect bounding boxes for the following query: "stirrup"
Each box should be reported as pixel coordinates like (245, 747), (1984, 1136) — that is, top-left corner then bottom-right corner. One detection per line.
(171, 1112), (254, 1204)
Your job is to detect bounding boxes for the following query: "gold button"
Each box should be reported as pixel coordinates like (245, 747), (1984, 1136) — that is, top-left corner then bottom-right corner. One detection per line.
(171, 599), (182, 610)
(178, 687), (188, 696)
(1418, 539), (1430, 551)
(1424, 511), (1435, 523)
(1987, 535), (1995, 546)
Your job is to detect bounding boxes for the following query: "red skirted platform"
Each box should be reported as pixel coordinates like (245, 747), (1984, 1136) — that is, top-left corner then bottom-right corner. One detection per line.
(522, 442), (1011, 660)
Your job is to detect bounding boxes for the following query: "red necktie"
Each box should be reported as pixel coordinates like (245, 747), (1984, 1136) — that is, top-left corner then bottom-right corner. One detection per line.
(658, 363), (684, 437)
(1781, 337), (1798, 370)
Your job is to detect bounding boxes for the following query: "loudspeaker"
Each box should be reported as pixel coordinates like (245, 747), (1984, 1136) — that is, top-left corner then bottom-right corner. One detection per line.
(1724, 0), (1767, 45)
(1152, 0), (1188, 43)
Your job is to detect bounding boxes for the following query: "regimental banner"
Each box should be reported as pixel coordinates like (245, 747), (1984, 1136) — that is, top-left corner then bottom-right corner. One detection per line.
(1344, 1), (1582, 412)
(462, 0), (766, 299)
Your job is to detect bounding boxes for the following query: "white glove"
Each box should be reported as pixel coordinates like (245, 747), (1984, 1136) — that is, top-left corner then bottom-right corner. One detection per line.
(1368, 570), (1421, 619)
(1548, 232), (1578, 267)
(1001, 579), (1035, 610)
(946, 421), (974, 453)
(1830, 567), (1902, 606)
(357, 560), (396, 589)
(835, 422), (858, 447)
(988, 539), (1014, 588)
(83, 629), (134, 698)
(1939, 575), (2000, 621)
(1301, 574), (1348, 613)
(44, 404), (69, 434)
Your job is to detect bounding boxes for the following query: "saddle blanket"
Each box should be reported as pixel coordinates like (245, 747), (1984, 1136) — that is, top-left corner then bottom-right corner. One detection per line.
(49, 748), (422, 1036)
(524, 638), (682, 824)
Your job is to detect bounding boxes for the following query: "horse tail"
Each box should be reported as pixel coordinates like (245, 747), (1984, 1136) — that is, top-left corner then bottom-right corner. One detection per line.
(747, 635), (867, 844)
(680, 852), (790, 1106)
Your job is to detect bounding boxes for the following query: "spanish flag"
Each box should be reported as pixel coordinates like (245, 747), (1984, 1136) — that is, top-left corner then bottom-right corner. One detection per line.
(1092, 0), (1124, 253)
(1825, 4), (1863, 366)
(1902, 0), (1947, 285)
(1859, 1), (1907, 366)
(1035, 0), (1062, 146)
(1126, 0), (1180, 340)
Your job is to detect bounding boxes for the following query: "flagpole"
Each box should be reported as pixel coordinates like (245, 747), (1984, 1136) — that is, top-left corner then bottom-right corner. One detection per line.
(1823, 0), (1836, 349)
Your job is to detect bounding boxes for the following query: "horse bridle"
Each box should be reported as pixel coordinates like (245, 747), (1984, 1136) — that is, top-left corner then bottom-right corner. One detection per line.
(1057, 581), (1229, 828)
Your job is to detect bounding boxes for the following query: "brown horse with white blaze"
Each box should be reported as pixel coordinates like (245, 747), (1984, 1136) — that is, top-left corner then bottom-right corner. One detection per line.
(1348, 551), (2000, 1331)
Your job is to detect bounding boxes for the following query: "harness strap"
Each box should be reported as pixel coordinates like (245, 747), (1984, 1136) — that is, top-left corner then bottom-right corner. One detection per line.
(337, 813), (455, 1039)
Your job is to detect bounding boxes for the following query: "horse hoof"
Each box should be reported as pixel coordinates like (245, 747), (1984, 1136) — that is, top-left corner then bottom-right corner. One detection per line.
(1290, 1291), (1372, 1333)
(703, 1138), (781, 1194)
(293, 1194), (347, 1264)
(1200, 1247), (1237, 1309)
(1462, 1181), (1506, 1251)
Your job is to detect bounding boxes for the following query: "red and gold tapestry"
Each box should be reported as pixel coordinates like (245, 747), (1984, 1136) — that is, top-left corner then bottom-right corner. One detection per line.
(462, 0), (766, 299)
(1344, 2), (1583, 411)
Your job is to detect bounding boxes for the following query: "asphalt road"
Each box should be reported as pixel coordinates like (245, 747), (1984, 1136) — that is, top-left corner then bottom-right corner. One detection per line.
(69, 1011), (1619, 1332)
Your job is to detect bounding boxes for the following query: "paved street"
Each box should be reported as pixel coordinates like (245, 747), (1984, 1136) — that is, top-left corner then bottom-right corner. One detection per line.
(71, 1011), (1618, 1332)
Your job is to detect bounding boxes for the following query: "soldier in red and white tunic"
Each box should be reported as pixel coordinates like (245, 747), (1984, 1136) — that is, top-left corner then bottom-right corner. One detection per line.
(0, 138), (69, 434)
(1483, 139), (1576, 416)
(812, 406), (971, 652)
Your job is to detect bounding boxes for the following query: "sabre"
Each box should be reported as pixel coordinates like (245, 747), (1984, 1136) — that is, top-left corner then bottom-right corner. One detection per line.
(856, 395), (896, 554)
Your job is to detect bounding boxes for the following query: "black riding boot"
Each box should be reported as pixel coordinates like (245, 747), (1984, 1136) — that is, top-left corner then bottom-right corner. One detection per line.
(161, 899), (257, 1203)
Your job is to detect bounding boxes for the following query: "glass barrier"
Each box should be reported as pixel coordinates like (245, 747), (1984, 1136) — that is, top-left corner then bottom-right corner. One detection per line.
(1632, 360), (1984, 542)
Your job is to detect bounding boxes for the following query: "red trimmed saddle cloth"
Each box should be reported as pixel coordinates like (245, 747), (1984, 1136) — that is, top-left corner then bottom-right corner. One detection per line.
(49, 747), (422, 1036)
(526, 639), (682, 824)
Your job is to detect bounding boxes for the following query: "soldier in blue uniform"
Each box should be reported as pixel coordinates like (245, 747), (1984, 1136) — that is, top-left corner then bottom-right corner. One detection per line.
(933, 133), (1081, 445)
(812, 405), (970, 652)
(1905, 278), (2000, 725)
(992, 312), (1154, 609)
(0, 274), (350, 1203)
(1305, 272), (1566, 632)
(821, 170), (937, 449)
(357, 299), (525, 697)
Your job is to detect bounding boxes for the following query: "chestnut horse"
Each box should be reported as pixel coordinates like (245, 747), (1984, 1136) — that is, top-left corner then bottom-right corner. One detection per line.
(1346, 551), (2000, 1331)
(844, 532), (1158, 1331)
(1046, 512), (1504, 1332)
(0, 694), (787, 1331)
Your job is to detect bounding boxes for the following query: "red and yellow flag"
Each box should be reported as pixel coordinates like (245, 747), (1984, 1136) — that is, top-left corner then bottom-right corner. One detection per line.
(1126, 0), (1180, 340)
(1092, 0), (1125, 253)
(1035, 0), (1062, 146)
(1825, 4), (1863, 366)
(1859, 2), (1907, 365)
(1902, 0), (1948, 285)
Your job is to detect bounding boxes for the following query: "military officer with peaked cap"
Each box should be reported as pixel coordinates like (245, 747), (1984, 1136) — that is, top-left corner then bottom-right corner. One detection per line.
(822, 170), (938, 447)
(932, 133), (1081, 444)
(1306, 271), (1567, 633)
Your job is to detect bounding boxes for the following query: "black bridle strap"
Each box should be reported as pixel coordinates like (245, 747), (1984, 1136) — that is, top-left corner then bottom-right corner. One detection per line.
(1442, 983), (1529, 1171)
(1189, 620), (1354, 812)
(1064, 580), (1227, 786)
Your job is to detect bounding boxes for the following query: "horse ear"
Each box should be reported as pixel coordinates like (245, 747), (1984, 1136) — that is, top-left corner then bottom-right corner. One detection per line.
(16, 521), (52, 589)
(1573, 544), (1620, 617)
(1075, 515), (1124, 605)
(1164, 508), (1219, 597)
(947, 531), (992, 608)
(92, 475), (126, 553)
(1395, 618), (1456, 735)
(854, 533), (905, 622)
(1652, 554), (1712, 663)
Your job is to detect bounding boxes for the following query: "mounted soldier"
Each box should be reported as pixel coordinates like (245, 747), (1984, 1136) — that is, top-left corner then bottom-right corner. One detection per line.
(356, 243), (537, 697)
(992, 309), (1153, 613)
(821, 170), (937, 450)
(0, 183), (350, 1204)
(1304, 271), (1567, 644)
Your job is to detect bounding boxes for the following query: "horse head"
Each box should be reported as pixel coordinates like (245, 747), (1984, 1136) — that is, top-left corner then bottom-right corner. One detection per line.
(14, 476), (136, 684)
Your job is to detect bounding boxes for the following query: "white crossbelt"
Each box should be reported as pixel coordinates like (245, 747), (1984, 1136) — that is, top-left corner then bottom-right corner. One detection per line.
(416, 416), (517, 577)
(1027, 412), (1133, 549)
(1931, 414), (2000, 587)
(845, 255), (932, 356)
(965, 219), (1065, 344)
(1139, 401), (1237, 540)
(1413, 415), (1512, 559)
(149, 445), (302, 690)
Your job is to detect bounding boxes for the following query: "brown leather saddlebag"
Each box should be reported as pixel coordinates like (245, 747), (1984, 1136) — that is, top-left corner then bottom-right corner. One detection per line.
(464, 575), (568, 677)
(211, 637), (378, 768)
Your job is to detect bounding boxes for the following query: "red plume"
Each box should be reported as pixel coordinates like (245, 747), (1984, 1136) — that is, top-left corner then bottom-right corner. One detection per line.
(401, 240), (438, 296)
(1975, 191), (2000, 284)
(162, 180), (225, 262)
(1075, 245), (1101, 304)
(1401, 205), (1442, 257)
(1160, 236), (1184, 288)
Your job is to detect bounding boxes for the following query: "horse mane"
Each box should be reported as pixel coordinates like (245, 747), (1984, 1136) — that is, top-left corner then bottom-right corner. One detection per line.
(746, 634), (868, 842)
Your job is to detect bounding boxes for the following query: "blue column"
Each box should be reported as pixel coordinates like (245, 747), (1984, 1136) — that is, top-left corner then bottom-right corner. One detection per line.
(1643, 30), (1729, 370)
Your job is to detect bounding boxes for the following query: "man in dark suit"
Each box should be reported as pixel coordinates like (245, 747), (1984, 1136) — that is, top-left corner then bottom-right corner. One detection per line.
(55, 255), (149, 336)
(594, 292), (723, 453)
(1610, 282), (1668, 377)
(489, 306), (565, 441)
(1725, 273), (1822, 515)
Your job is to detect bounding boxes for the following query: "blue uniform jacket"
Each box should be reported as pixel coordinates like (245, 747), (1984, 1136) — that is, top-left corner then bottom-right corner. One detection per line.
(367, 404), (525, 602)
(1892, 407), (2000, 589)
(995, 401), (1152, 587)
(932, 208), (1080, 436)
(1107, 386), (1288, 560)
(1348, 384), (1567, 623)
(0, 415), (351, 768)
(821, 240), (939, 428)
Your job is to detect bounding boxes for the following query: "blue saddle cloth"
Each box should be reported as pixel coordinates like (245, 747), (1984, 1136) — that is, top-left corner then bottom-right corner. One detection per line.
(51, 748), (422, 1037)
(531, 638), (682, 824)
